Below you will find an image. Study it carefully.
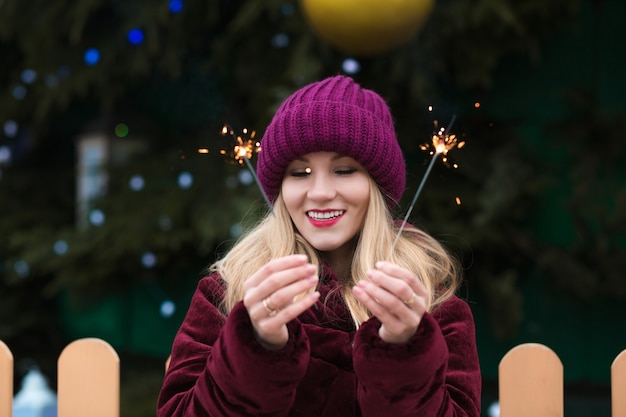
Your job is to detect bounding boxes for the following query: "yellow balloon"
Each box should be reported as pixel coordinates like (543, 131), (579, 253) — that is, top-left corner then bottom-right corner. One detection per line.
(300, 0), (434, 56)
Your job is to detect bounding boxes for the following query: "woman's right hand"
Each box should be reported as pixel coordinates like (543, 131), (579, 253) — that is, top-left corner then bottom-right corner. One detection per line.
(243, 254), (320, 350)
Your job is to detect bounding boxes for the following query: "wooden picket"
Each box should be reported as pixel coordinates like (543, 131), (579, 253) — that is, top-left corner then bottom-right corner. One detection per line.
(612, 349), (626, 417)
(1, 338), (626, 416)
(57, 338), (120, 417)
(0, 340), (12, 417)
(499, 343), (563, 417)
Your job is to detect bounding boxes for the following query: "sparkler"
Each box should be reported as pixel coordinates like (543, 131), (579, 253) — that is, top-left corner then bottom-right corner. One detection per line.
(388, 115), (464, 257)
(199, 125), (273, 212)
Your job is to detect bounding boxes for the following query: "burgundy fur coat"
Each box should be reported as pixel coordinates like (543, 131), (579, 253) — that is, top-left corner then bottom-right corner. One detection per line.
(157, 266), (481, 417)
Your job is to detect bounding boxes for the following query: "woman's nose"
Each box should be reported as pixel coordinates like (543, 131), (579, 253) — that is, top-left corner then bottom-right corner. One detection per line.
(307, 173), (336, 201)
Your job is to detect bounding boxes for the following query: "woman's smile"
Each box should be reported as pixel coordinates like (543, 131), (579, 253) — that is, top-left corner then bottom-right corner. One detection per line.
(281, 151), (370, 255)
(306, 209), (346, 227)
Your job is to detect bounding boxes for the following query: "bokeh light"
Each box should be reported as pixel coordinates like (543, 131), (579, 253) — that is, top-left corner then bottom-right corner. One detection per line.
(129, 174), (145, 191)
(169, 0), (183, 13)
(3, 120), (18, 137)
(0, 146), (11, 164)
(141, 252), (157, 268)
(89, 209), (106, 226)
(20, 69), (37, 84)
(272, 33), (289, 48)
(127, 28), (145, 45)
(342, 58), (360, 74)
(12, 85), (26, 100)
(238, 169), (253, 185)
(115, 123), (129, 138)
(84, 48), (101, 66)
(229, 223), (243, 238)
(160, 300), (176, 318)
(177, 171), (193, 189)
(53, 240), (69, 255)
(14, 260), (30, 277)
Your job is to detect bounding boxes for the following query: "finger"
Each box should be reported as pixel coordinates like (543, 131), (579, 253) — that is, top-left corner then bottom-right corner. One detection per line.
(249, 275), (318, 317)
(355, 280), (406, 318)
(251, 291), (320, 349)
(270, 275), (319, 309)
(244, 263), (317, 309)
(244, 254), (309, 290)
(367, 268), (416, 306)
(353, 285), (421, 343)
(256, 263), (317, 295)
(352, 284), (393, 320)
(271, 291), (320, 322)
(373, 261), (428, 297)
(253, 291), (320, 336)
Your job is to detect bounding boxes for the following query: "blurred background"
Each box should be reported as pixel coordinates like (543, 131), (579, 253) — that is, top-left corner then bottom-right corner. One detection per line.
(1, 0), (625, 415)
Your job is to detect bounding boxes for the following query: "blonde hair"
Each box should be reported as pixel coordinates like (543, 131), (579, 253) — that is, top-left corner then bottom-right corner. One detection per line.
(211, 177), (461, 327)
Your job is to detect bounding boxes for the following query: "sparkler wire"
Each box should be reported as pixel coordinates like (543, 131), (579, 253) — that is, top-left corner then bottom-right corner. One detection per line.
(388, 152), (438, 258)
(387, 115), (457, 259)
(241, 155), (274, 213)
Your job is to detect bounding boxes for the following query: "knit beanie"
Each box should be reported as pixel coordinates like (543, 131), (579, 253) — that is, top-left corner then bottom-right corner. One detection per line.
(257, 75), (406, 208)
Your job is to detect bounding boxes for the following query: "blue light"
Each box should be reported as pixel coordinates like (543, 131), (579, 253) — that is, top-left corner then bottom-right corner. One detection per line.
(127, 28), (144, 45)
(129, 174), (145, 191)
(84, 48), (101, 66)
(0, 146), (11, 164)
(229, 223), (243, 238)
(3, 120), (18, 138)
(271, 33), (289, 48)
(89, 209), (106, 226)
(142, 252), (157, 268)
(12, 85), (26, 100)
(169, 0), (183, 13)
(21, 69), (37, 84)
(342, 58), (361, 74)
(238, 169), (253, 185)
(178, 171), (193, 189)
(14, 260), (30, 278)
(160, 300), (176, 318)
(53, 240), (69, 255)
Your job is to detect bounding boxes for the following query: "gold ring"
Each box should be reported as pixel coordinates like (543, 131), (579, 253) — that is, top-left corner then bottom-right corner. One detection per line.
(403, 293), (418, 307)
(263, 297), (278, 316)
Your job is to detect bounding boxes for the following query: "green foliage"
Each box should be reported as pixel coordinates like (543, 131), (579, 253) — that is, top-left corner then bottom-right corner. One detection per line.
(0, 0), (586, 340)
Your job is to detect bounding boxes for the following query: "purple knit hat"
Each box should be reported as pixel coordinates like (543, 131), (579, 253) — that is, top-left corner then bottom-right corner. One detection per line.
(257, 75), (406, 208)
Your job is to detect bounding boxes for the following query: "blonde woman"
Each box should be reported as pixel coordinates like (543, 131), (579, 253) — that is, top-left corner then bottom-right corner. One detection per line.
(158, 75), (481, 417)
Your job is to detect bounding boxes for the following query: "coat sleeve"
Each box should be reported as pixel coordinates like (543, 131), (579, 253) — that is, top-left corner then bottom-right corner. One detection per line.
(352, 296), (481, 417)
(157, 275), (311, 417)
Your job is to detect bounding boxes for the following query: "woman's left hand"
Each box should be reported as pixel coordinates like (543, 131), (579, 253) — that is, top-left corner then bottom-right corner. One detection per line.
(352, 261), (427, 344)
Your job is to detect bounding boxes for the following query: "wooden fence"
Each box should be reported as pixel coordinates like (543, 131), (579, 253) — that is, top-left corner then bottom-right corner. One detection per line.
(1, 339), (625, 417)
(1, 338), (119, 417)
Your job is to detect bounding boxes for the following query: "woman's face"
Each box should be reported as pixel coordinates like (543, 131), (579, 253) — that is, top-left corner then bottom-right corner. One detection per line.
(281, 151), (370, 258)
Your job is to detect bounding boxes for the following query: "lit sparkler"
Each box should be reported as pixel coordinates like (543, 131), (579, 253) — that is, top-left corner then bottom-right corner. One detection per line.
(388, 115), (464, 257)
(199, 125), (273, 212)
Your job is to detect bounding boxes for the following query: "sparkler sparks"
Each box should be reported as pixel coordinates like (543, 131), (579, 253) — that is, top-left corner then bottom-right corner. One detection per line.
(199, 124), (273, 212)
(218, 125), (262, 165)
(388, 114), (463, 258)
(419, 118), (465, 168)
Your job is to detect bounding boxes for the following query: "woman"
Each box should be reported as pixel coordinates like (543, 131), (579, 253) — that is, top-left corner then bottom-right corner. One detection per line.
(157, 75), (481, 416)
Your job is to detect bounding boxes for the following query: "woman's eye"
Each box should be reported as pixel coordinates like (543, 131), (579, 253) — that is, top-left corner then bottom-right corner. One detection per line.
(336, 168), (356, 175)
(290, 169), (310, 177)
